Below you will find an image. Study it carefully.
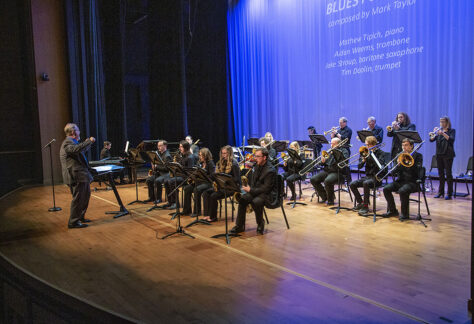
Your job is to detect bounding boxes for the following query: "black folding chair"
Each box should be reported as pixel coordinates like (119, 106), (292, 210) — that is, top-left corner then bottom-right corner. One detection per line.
(263, 174), (290, 229)
(454, 156), (472, 198)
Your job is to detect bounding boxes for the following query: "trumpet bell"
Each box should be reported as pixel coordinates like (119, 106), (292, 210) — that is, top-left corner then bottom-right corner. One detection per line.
(386, 126), (392, 132)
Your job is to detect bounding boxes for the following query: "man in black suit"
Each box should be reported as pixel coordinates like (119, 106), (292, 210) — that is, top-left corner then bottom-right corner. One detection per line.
(231, 147), (276, 235)
(59, 123), (96, 229)
(382, 138), (423, 221)
(145, 140), (172, 203)
(332, 117), (352, 182)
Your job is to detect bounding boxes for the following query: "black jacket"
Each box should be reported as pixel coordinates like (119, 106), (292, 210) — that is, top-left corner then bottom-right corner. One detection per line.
(369, 125), (384, 144)
(358, 149), (386, 177)
(323, 148), (349, 173)
(214, 159), (241, 187)
(283, 153), (304, 174)
(248, 161), (276, 202)
(155, 150), (172, 175)
(387, 123), (416, 158)
(392, 151), (423, 184)
(429, 128), (455, 158)
(181, 152), (197, 168)
(337, 126), (352, 148)
(100, 148), (111, 159)
(60, 137), (94, 185)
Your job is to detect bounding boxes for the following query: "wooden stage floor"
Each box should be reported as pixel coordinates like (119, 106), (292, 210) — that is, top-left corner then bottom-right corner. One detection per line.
(0, 182), (471, 323)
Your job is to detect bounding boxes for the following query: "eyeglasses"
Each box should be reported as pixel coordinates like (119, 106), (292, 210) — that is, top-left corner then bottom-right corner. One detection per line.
(254, 155), (263, 158)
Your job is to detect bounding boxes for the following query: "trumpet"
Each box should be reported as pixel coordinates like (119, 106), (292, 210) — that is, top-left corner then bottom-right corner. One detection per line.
(299, 138), (348, 176)
(429, 127), (440, 140)
(324, 126), (340, 136)
(375, 141), (424, 182)
(386, 122), (400, 132)
(337, 143), (385, 168)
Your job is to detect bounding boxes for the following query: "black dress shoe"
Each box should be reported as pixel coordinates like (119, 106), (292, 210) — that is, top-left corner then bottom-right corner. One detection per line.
(399, 214), (409, 221)
(434, 193), (443, 198)
(68, 221), (88, 229)
(444, 195), (452, 200)
(230, 226), (245, 234)
(353, 203), (364, 211)
(381, 210), (399, 218)
(289, 195), (296, 201)
(326, 201), (335, 206)
(81, 218), (92, 223)
(256, 224), (264, 235)
(167, 203), (177, 210)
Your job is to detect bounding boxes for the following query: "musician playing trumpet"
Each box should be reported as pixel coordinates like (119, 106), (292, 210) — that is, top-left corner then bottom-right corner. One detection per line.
(310, 138), (349, 206)
(332, 117), (353, 182)
(382, 138), (423, 220)
(429, 116), (456, 199)
(387, 112), (416, 159)
(282, 141), (305, 200)
(349, 136), (386, 216)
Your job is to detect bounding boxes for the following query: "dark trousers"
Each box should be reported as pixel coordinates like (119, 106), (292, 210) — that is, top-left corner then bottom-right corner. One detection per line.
(349, 176), (379, 206)
(203, 189), (227, 220)
(146, 173), (170, 201)
(201, 187), (214, 216)
(164, 176), (183, 204)
(192, 183), (212, 215)
(436, 155), (454, 196)
(310, 171), (338, 202)
(183, 183), (195, 214)
(68, 182), (91, 225)
(283, 172), (300, 198)
(235, 193), (266, 228)
(383, 181), (417, 216)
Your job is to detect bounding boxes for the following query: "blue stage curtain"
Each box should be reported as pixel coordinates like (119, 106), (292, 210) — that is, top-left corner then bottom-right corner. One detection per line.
(228, 0), (473, 174)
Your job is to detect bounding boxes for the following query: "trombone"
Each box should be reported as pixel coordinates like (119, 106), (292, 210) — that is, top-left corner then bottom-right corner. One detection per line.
(375, 141), (424, 182)
(324, 126), (340, 136)
(337, 143), (385, 168)
(299, 138), (348, 176)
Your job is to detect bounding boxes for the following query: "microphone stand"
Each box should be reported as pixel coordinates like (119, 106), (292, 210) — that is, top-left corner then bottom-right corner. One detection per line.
(43, 139), (61, 212)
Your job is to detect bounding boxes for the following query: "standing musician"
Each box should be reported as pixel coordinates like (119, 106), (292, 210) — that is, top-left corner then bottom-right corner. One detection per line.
(202, 145), (240, 222)
(308, 126), (322, 157)
(382, 138), (423, 220)
(310, 137), (349, 206)
(387, 112), (416, 158)
(365, 116), (383, 144)
(282, 141), (304, 200)
(182, 148), (215, 216)
(60, 123), (96, 229)
(429, 116), (456, 200)
(163, 140), (197, 209)
(331, 117), (352, 182)
(264, 132), (274, 143)
(230, 147), (276, 235)
(349, 136), (386, 216)
(260, 137), (277, 160)
(145, 140), (172, 203)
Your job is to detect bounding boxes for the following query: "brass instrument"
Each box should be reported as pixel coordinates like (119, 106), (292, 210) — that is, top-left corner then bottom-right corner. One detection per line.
(148, 169), (153, 176)
(324, 126), (340, 136)
(375, 141), (424, 182)
(298, 138), (348, 176)
(272, 152), (290, 166)
(429, 127), (440, 140)
(386, 122), (400, 132)
(337, 143), (385, 168)
(233, 173), (253, 214)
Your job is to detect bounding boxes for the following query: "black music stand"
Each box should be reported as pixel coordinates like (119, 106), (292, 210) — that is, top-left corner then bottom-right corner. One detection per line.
(92, 165), (130, 218)
(247, 137), (260, 146)
(145, 151), (166, 212)
(357, 130), (374, 143)
(211, 173), (241, 244)
(162, 162), (194, 240)
(185, 167), (213, 228)
(330, 149), (352, 214)
(43, 139), (61, 212)
(309, 134), (329, 145)
(127, 148), (146, 205)
(273, 141), (288, 152)
(394, 130), (422, 143)
(285, 148), (307, 208)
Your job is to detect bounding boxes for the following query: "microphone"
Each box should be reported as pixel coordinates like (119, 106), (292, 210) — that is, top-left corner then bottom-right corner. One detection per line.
(42, 138), (56, 150)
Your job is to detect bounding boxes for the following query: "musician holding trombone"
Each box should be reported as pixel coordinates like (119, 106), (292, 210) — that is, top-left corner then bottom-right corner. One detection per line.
(429, 116), (456, 200)
(387, 112), (416, 159)
(381, 138), (423, 220)
(348, 136), (386, 216)
(310, 137), (349, 206)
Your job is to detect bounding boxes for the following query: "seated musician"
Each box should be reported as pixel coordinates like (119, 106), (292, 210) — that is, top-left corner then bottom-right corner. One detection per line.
(163, 140), (197, 209)
(349, 136), (386, 216)
(182, 148), (215, 216)
(145, 140), (172, 203)
(382, 138), (423, 220)
(100, 140), (125, 184)
(202, 145), (240, 222)
(310, 138), (349, 206)
(230, 147), (276, 235)
(260, 137), (277, 160)
(282, 141), (304, 200)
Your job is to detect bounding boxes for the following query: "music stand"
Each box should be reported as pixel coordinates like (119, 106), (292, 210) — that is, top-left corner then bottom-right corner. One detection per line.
(211, 173), (241, 244)
(127, 148), (146, 205)
(145, 151), (166, 212)
(272, 140), (288, 153)
(357, 130), (374, 143)
(330, 149), (352, 214)
(162, 162), (194, 240)
(394, 130), (423, 143)
(185, 167), (213, 228)
(43, 139), (61, 212)
(285, 148), (307, 208)
(247, 137), (260, 146)
(309, 134), (328, 145)
(92, 165), (130, 218)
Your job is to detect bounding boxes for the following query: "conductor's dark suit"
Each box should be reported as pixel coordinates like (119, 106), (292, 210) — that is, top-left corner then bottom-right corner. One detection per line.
(60, 137), (94, 226)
